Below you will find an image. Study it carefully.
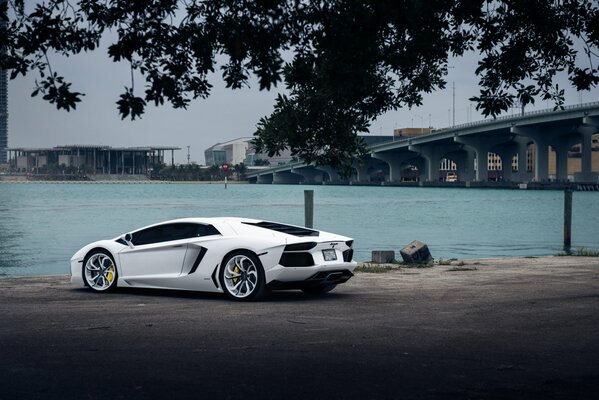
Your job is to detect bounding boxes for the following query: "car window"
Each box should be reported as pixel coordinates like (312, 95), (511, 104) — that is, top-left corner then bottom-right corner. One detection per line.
(132, 225), (164, 246)
(131, 223), (220, 246)
(196, 224), (221, 237)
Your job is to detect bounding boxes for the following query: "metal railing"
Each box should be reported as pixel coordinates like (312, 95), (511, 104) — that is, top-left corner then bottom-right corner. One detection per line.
(370, 101), (599, 149)
(434, 101), (599, 133)
(249, 101), (599, 174)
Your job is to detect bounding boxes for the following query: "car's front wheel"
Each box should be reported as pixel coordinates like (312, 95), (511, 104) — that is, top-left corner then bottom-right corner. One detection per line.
(220, 251), (266, 301)
(83, 250), (118, 292)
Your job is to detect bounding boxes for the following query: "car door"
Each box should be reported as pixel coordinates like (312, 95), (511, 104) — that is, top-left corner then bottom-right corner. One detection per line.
(118, 223), (198, 280)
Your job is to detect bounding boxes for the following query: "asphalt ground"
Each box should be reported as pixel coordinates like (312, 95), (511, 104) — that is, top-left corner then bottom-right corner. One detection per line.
(1, 256), (598, 400)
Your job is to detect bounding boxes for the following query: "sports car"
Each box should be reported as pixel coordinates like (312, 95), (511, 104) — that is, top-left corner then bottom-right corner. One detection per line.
(70, 217), (356, 301)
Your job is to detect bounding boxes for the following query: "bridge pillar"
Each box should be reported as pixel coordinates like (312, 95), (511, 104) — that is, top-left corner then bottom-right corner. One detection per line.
(353, 164), (369, 183)
(453, 136), (510, 181)
(511, 126), (569, 182)
(581, 132), (594, 182)
(581, 117), (599, 182)
(291, 167), (323, 184)
(314, 166), (341, 182)
(552, 135), (581, 182)
(371, 151), (419, 182)
(351, 158), (387, 183)
(273, 171), (302, 184)
(535, 137), (550, 182)
(554, 140), (569, 182)
(492, 142), (520, 182)
(491, 137), (531, 182)
(257, 174), (273, 184)
(409, 145), (445, 182)
(410, 158), (428, 182)
(511, 137), (533, 182)
(449, 149), (476, 182)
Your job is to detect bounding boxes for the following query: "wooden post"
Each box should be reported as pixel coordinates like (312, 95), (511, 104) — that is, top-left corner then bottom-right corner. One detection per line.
(304, 190), (314, 228)
(564, 188), (573, 252)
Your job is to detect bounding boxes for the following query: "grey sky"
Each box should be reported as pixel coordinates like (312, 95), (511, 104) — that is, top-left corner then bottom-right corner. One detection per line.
(8, 45), (599, 165)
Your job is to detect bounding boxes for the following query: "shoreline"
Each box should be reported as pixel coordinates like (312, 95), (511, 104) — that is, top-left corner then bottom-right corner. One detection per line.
(2, 255), (597, 280)
(1, 178), (598, 190)
(0, 179), (248, 184)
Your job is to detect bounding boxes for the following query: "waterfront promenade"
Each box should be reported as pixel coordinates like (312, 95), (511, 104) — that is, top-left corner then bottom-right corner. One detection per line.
(1, 256), (598, 399)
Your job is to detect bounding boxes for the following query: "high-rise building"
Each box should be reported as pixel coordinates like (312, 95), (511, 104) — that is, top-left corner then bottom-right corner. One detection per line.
(204, 137), (253, 166)
(0, 69), (6, 165)
(0, 16), (7, 164)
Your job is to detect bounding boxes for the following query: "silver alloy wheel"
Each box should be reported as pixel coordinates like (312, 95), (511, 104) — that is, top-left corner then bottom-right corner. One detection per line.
(84, 252), (117, 291)
(223, 255), (259, 299)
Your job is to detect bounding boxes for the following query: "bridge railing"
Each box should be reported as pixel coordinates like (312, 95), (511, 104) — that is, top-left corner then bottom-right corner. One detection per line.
(434, 101), (599, 133)
(369, 101), (599, 149)
(250, 101), (599, 173)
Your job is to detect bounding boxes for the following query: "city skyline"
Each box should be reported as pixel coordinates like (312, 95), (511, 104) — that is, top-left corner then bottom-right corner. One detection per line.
(7, 48), (599, 165)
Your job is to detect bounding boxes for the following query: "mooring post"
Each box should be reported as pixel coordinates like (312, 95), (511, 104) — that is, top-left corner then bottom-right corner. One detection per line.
(304, 190), (314, 228)
(564, 188), (573, 252)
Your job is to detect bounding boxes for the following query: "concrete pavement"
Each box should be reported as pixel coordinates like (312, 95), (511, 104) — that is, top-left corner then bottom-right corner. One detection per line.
(1, 256), (598, 399)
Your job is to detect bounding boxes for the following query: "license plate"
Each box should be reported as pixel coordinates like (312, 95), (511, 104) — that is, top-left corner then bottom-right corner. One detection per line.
(322, 249), (337, 261)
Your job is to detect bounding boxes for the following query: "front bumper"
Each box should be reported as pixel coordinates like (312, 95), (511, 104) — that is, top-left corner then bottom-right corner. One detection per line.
(70, 258), (84, 285)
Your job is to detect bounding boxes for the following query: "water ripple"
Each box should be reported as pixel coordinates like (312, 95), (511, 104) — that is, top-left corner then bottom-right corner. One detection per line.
(0, 183), (597, 276)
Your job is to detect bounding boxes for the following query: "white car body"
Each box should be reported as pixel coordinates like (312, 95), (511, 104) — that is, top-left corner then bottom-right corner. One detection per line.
(71, 217), (356, 297)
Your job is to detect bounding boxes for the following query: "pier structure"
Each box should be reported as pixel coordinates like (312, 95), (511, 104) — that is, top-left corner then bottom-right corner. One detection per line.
(246, 102), (599, 185)
(5, 145), (180, 175)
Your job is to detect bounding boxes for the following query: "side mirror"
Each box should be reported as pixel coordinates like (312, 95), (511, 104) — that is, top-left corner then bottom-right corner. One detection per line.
(124, 233), (134, 248)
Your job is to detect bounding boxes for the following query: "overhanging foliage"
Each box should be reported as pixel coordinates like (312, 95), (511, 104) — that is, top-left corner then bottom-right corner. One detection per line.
(1, 0), (598, 171)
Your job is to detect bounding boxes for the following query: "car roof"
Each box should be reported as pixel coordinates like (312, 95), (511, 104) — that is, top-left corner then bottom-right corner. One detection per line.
(122, 217), (331, 239)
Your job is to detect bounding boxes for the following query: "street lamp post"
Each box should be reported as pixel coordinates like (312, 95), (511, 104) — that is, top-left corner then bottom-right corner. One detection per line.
(452, 81), (456, 127)
(415, 115), (424, 133)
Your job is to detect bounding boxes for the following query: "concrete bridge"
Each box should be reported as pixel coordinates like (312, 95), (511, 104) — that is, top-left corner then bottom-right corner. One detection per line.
(246, 102), (599, 186)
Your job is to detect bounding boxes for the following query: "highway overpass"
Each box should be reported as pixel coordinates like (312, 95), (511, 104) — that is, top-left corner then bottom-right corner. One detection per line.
(247, 102), (599, 186)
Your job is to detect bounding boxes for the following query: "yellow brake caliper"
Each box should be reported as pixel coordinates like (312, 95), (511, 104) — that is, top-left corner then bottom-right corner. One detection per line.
(106, 264), (115, 283)
(232, 265), (240, 285)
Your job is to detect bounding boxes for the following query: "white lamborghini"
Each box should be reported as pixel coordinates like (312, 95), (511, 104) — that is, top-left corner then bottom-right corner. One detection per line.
(70, 217), (356, 301)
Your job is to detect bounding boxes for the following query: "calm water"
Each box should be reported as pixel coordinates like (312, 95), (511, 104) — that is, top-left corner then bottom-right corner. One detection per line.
(0, 183), (598, 276)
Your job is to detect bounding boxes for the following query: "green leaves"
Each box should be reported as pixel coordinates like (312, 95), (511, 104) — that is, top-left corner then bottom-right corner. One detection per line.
(2, 1), (599, 172)
(116, 88), (146, 120)
(32, 74), (84, 111)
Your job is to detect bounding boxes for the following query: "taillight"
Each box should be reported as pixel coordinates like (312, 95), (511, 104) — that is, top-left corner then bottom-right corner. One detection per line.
(284, 242), (317, 251)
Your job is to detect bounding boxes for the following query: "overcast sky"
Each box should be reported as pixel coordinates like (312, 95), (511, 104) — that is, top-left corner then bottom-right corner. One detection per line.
(8, 42), (599, 165)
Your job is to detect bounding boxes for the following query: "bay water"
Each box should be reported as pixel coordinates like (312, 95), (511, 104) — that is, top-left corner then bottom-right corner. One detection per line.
(0, 183), (598, 277)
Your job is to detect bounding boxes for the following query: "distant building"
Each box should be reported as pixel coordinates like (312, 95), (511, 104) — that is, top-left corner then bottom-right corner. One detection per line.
(204, 137), (252, 166)
(0, 17), (7, 165)
(244, 143), (293, 166)
(393, 127), (432, 137)
(6, 145), (180, 174)
(242, 135), (394, 166)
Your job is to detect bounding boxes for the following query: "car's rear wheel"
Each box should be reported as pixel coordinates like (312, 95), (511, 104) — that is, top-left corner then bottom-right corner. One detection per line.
(301, 284), (337, 294)
(220, 251), (266, 301)
(83, 250), (118, 292)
